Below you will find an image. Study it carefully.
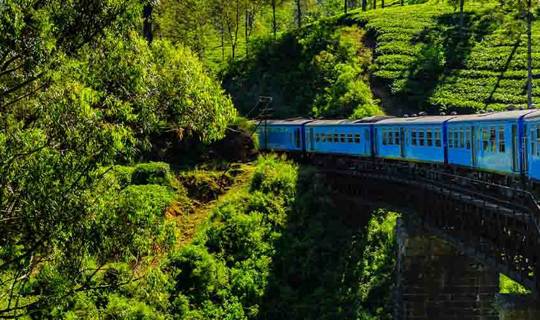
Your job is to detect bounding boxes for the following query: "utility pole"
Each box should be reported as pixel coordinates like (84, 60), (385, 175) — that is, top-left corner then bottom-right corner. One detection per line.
(526, 0), (533, 108)
(296, 0), (302, 28)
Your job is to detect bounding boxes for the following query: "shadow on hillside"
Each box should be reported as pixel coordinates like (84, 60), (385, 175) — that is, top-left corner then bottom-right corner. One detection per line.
(485, 39), (521, 107)
(400, 11), (498, 113)
(257, 166), (396, 320)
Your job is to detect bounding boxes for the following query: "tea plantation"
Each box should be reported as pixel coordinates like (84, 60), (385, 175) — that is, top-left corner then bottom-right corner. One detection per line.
(351, 2), (540, 113)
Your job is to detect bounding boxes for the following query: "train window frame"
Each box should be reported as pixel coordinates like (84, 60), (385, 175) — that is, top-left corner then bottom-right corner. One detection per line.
(394, 129), (400, 145)
(418, 130), (425, 146)
(382, 130), (387, 145)
(426, 129), (433, 147)
(411, 129), (417, 146)
(333, 133), (339, 143)
(315, 133), (320, 143)
(498, 126), (505, 153)
(354, 133), (361, 143)
(347, 133), (353, 143)
(448, 129), (454, 148)
(434, 129), (441, 147)
(340, 133), (346, 143)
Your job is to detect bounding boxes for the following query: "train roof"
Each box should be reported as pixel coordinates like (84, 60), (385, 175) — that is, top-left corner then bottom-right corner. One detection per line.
(448, 109), (537, 123)
(375, 115), (456, 125)
(306, 119), (370, 126)
(262, 119), (312, 126)
(523, 110), (540, 120)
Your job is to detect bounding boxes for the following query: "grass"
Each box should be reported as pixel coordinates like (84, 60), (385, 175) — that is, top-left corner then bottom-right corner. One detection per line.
(174, 163), (257, 247)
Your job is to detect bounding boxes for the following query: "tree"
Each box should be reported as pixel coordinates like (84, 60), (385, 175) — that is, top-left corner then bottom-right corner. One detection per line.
(156, 0), (212, 56)
(296, 0), (303, 28)
(0, 0), (141, 110)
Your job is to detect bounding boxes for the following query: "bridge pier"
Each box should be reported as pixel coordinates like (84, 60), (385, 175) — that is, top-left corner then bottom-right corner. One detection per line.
(496, 294), (540, 319)
(395, 218), (499, 320)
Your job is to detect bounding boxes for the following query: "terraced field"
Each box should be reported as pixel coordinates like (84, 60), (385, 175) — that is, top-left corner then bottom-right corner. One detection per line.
(351, 3), (540, 113)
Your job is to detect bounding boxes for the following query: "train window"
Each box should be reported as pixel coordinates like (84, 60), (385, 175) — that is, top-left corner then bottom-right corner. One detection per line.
(435, 129), (441, 147)
(458, 129), (464, 148)
(354, 133), (360, 143)
(340, 133), (346, 143)
(347, 133), (353, 143)
(448, 129), (454, 148)
(482, 128), (489, 151)
(315, 133), (320, 142)
(498, 127), (505, 153)
(418, 130), (425, 146)
(389, 131), (394, 145)
(333, 133), (339, 143)
(426, 129), (433, 146)
(411, 130), (417, 146)
(466, 129), (471, 149)
(489, 127), (497, 152)
(394, 130), (400, 145)
(382, 130), (387, 145)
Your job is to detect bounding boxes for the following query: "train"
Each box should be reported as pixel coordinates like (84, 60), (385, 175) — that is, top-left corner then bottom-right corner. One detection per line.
(257, 109), (540, 184)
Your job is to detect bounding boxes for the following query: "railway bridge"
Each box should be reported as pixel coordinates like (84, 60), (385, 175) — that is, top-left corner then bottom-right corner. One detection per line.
(304, 154), (540, 319)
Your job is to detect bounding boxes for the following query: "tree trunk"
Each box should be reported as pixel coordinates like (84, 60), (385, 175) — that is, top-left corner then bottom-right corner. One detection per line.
(143, 4), (153, 43)
(296, 0), (302, 28)
(527, 0), (533, 108)
(245, 7), (249, 57)
(373, 0), (376, 10)
(401, 0), (404, 6)
(344, 0), (348, 14)
(272, 0), (277, 39)
(459, 0), (464, 31)
(221, 25), (225, 63)
(382, 0), (385, 8)
(362, 0), (367, 11)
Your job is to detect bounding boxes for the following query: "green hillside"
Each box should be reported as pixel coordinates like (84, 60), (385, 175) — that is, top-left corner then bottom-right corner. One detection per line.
(224, 1), (540, 117)
(353, 2), (540, 114)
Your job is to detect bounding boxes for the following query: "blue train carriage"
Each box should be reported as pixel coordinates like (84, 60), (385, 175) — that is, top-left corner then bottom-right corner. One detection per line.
(447, 110), (537, 175)
(304, 120), (373, 157)
(374, 115), (455, 163)
(257, 119), (312, 152)
(522, 110), (540, 181)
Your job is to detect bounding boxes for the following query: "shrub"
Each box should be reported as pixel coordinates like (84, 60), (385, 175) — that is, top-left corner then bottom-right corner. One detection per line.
(132, 162), (175, 187)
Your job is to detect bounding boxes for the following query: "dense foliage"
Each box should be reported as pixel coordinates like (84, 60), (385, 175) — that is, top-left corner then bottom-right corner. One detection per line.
(223, 23), (381, 118)
(0, 1), (237, 317)
(161, 156), (397, 319)
(155, 0), (419, 69)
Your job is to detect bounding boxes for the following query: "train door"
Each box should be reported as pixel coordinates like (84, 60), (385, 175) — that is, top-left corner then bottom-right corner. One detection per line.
(294, 128), (301, 149)
(471, 125), (477, 167)
(400, 127), (406, 158)
(365, 128), (371, 155)
(308, 128), (315, 151)
(372, 127), (378, 157)
(512, 124), (520, 172)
